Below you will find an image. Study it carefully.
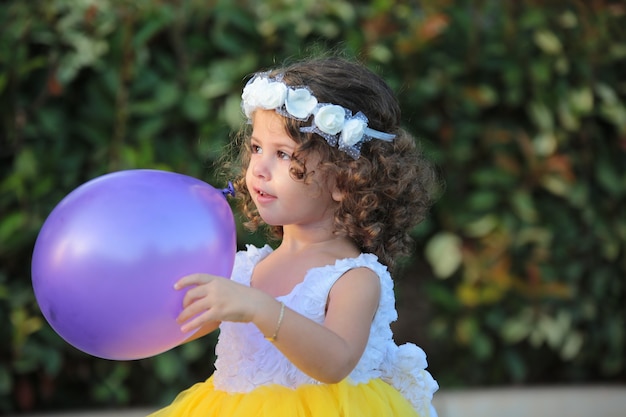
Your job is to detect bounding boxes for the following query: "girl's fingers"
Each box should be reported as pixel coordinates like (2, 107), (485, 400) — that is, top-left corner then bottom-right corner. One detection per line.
(174, 275), (256, 327)
(181, 284), (207, 308)
(177, 293), (212, 323)
(179, 309), (213, 333)
(174, 273), (216, 290)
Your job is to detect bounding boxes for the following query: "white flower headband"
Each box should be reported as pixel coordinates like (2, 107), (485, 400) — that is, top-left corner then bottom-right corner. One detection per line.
(241, 72), (396, 159)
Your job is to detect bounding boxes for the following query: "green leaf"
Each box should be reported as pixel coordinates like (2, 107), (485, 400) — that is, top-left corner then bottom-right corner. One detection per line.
(501, 309), (533, 344)
(154, 352), (182, 383)
(568, 86), (594, 114)
(463, 214), (498, 238)
(0, 212), (27, 245)
(425, 232), (463, 279)
(560, 331), (583, 361)
(182, 92), (209, 121)
(0, 366), (12, 395)
(534, 29), (563, 54)
(467, 190), (500, 211)
(596, 162), (624, 196)
(510, 190), (538, 223)
(528, 100), (554, 131)
(13, 148), (37, 178)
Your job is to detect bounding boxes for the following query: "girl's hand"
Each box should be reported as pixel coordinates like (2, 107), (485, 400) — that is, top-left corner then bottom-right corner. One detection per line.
(174, 274), (265, 333)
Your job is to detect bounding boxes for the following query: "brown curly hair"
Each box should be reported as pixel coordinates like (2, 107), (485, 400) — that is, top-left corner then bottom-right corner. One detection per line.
(227, 57), (439, 271)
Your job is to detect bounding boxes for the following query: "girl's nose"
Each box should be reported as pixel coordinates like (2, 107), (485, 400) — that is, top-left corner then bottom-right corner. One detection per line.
(251, 156), (271, 180)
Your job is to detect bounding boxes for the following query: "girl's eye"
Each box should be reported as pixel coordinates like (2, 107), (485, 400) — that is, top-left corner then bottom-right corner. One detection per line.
(251, 144), (262, 154)
(277, 150), (291, 160)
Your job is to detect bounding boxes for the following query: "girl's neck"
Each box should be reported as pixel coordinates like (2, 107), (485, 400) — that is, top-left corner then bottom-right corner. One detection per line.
(278, 226), (358, 257)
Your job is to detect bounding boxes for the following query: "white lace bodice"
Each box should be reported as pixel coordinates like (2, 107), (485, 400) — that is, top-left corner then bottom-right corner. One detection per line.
(213, 245), (438, 416)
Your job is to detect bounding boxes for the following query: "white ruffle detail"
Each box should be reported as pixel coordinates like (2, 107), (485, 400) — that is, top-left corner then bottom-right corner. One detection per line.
(212, 245), (438, 415)
(381, 343), (440, 417)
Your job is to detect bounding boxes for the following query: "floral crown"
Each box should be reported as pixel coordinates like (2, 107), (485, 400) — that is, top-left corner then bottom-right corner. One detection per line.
(241, 72), (396, 159)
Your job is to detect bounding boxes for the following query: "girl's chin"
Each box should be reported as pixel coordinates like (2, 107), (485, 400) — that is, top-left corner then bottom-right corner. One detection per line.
(257, 213), (281, 227)
(260, 219), (282, 227)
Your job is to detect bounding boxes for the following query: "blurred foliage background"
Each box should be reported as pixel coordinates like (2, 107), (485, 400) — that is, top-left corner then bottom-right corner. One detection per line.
(1, 0), (625, 413)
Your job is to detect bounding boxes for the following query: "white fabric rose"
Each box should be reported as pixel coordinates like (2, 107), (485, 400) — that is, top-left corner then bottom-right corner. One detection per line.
(241, 74), (396, 159)
(396, 343), (428, 371)
(340, 118), (367, 147)
(380, 342), (439, 416)
(314, 105), (345, 135)
(242, 77), (287, 118)
(285, 88), (318, 119)
(421, 369), (439, 400)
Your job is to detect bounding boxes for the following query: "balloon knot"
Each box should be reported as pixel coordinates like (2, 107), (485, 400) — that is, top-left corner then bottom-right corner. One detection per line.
(221, 181), (235, 198)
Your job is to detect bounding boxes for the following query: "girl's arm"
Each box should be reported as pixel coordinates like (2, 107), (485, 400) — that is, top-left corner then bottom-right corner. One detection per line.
(270, 268), (380, 382)
(175, 268), (380, 383)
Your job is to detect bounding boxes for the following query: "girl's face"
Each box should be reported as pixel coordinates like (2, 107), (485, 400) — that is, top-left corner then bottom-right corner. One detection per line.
(245, 110), (338, 230)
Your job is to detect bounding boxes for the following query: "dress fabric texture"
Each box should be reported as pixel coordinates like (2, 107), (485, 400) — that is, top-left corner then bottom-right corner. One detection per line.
(148, 245), (438, 417)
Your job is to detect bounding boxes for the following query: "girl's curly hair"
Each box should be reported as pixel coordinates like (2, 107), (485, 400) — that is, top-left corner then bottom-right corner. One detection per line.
(226, 57), (440, 272)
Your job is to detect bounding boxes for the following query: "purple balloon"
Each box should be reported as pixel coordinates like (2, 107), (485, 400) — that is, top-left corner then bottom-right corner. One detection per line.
(31, 170), (236, 360)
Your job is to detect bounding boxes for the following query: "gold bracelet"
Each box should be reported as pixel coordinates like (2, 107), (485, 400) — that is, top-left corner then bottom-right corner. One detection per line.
(265, 301), (285, 342)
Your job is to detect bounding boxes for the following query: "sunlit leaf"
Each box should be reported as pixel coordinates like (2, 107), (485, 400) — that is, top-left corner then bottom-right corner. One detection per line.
(501, 311), (533, 344)
(560, 331), (583, 361)
(510, 190), (538, 223)
(534, 29), (563, 54)
(528, 101), (554, 131)
(425, 232), (463, 279)
(463, 215), (498, 238)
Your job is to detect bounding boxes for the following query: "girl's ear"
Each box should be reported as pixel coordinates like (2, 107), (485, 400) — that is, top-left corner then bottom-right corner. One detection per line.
(331, 187), (344, 202)
(327, 173), (343, 202)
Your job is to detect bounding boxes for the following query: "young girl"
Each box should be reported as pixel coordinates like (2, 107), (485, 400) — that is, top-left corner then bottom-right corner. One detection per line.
(149, 57), (439, 417)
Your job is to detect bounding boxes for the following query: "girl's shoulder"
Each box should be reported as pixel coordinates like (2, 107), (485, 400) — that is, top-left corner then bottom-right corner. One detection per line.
(288, 252), (394, 303)
(232, 244), (393, 300)
(326, 253), (390, 278)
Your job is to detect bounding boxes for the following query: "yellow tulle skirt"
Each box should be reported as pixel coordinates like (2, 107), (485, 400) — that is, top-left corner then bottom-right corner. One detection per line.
(148, 375), (420, 417)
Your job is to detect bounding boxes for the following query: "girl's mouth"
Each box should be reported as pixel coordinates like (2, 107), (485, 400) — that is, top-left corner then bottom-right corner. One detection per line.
(255, 187), (275, 200)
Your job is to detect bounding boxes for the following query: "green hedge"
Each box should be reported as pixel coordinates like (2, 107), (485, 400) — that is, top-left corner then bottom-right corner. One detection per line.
(1, 0), (624, 413)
